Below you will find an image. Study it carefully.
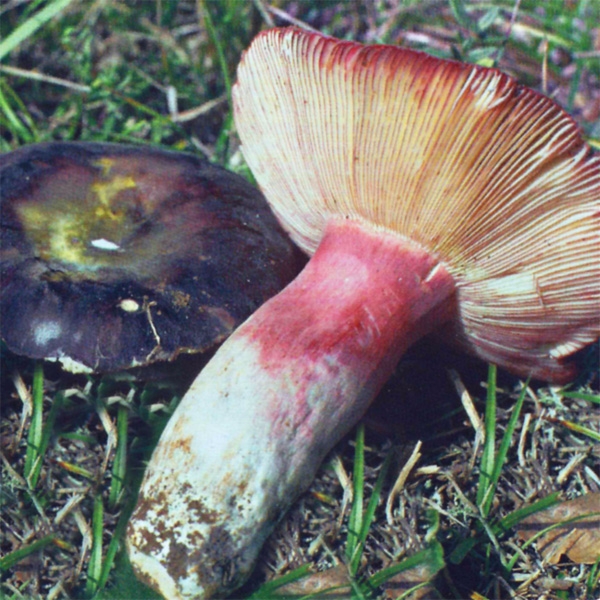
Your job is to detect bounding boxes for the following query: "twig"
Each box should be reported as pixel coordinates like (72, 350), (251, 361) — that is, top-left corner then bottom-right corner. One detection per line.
(266, 5), (320, 32)
(170, 94), (227, 123)
(448, 369), (484, 466)
(386, 441), (422, 524)
(0, 64), (91, 93)
(252, 0), (275, 28)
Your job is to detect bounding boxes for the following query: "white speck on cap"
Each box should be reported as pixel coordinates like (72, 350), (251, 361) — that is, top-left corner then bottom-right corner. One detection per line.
(33, 321), (62, 346)
(91, 238), (120, 251)
(118, 299), (140, 312)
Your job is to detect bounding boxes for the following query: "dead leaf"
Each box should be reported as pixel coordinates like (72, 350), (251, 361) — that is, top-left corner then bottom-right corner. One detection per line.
(517, 493), (600, 564)
(274, 564), (352, 597)
(381, 558), (444, 599)
(275, 558), (443, 600)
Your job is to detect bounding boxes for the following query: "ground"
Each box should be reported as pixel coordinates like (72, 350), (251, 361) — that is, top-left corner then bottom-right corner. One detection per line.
(1, 1), (599, 599)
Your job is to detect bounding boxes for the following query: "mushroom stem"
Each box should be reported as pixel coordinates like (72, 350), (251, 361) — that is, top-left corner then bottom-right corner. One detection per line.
(127, 218), (455, 599)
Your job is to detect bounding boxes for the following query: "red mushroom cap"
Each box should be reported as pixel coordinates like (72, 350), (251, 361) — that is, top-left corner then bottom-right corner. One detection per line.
(234, 27), (600, 382)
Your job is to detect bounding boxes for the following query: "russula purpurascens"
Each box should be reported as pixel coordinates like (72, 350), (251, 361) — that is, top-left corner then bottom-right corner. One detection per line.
(127, 28), (600, 599)
(0, 142), (300, 373)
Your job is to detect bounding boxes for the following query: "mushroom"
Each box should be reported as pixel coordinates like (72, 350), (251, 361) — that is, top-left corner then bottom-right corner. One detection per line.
(127, 28), (600, 599)
(0, 142), (301, 373)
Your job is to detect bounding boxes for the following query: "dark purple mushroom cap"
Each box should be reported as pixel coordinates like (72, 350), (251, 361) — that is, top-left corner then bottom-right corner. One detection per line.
(0, 142), (301, 373)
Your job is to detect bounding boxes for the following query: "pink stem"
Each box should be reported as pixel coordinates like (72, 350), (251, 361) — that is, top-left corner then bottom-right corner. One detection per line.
(127, 219), (456, 599)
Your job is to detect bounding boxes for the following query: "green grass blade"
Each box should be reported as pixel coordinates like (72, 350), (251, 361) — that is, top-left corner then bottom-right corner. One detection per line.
(213, 110), (234, 165)
(94, 506), (134, 594)
(554, 419), (600, 443)
(477, 364), (497, 509)
(350, 577), (367, 600)
(451, 489), (561, 566)
(350, 450), (392, 575)
(477, 7), (500, 34)
(0, 534), (57, 571)
(198, 0), (235, 164)
(448, 0), (474, 31)
(0, 0), (76, 61)
(346, 424), (365, 567)
(60, 432), (98, 444)
(198, 0), (232, 101)
(494, 492), (561, 535)
(480, 379), (529, 517)
(0, 81), (36, 144)
(448, 535), (478, 565)
(29, 392), (64, 488)
(108, 405), (128, 509)
(86, 494), (104, 597)
(24, 361), (44, 484)
(559, 390), (600, 404)
(247, 564), (312, 598)
(587, 554), (600, 598)
(366, 541), (445, 590)
(57, 460), (96, 480)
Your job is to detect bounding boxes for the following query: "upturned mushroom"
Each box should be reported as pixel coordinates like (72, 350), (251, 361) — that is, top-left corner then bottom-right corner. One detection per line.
(0, 142), (300, 373)
(127, 28), (600, 599)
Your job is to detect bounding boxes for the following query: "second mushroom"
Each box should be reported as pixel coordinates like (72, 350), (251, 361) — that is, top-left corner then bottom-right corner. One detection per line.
(127, 28), (600, 600)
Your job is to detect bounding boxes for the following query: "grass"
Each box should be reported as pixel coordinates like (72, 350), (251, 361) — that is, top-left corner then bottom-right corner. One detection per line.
(23, 361), (44, 487)
(1, 1), (599, 599)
